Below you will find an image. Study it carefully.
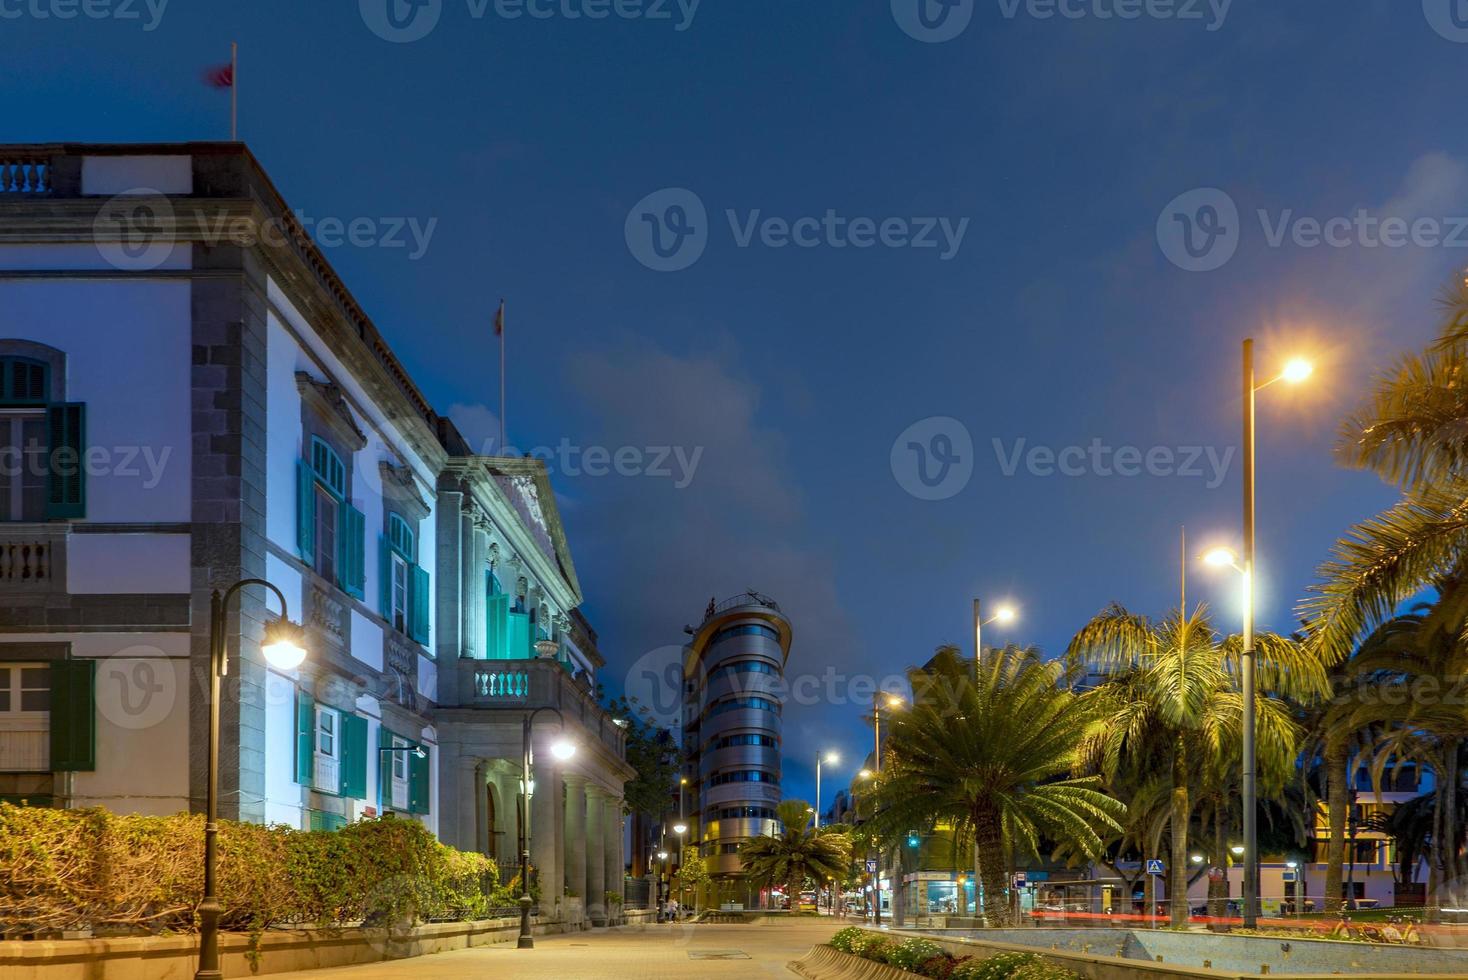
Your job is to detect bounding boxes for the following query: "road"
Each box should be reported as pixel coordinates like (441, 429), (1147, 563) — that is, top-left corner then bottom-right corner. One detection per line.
(280, 919), (841, 979)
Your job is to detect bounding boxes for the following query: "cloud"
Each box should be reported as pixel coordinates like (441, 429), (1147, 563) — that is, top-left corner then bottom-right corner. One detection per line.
(446, 401), (503, 455)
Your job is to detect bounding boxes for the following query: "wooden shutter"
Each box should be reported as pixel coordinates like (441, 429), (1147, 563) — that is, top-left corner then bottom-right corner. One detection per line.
(48, 659), (96, 771)
(378, 535), (393, 619)
(408, 744), (430, 814)
(508, 610), (531, 660)
(296, 459), (315, 565)
(377, 723), (392, 811)
(294, 688), (314, 785)
(44, 403), (86, 520)
(340, 713), (367, 800)
(410, 565), (431, 645)
(338, 503), (366, 599)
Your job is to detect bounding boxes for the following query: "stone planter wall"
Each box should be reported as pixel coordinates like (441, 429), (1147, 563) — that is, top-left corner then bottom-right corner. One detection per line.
(0, 915), (572, 980)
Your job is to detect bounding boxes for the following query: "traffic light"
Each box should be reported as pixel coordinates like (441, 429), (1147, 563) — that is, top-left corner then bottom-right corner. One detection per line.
(906, 831), (921, 849)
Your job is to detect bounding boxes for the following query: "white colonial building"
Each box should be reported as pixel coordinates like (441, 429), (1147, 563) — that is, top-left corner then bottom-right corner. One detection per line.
(0, 143), (631, 925)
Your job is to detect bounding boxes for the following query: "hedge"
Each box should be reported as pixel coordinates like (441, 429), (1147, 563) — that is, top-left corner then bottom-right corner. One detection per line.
(828, 928), (1081, 980)
(0, 804), (511, 939)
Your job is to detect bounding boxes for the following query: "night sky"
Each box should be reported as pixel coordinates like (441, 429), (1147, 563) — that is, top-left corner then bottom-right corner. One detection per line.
(7, 0), (1464, 807)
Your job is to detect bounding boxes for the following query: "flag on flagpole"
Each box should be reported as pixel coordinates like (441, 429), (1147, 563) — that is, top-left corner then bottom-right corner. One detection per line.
(203, 64), (234, 88)
(494, 299), (505, 337)
(202, 42), (239, 141)
(496, 300), (506, 453)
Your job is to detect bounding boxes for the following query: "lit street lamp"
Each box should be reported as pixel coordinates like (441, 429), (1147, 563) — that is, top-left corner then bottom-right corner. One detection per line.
(196, 579), (307, 980)
(656, 849), (670, 922)
(518, 708), (575, 949)
(972, 599), (1018, 669)
(1201, 340), (1313, 930)
(815, 751), (839, 829)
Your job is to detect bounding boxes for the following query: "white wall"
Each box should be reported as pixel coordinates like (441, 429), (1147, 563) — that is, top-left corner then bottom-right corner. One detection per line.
(0, 270), (192, 523)
(67, 534), (190, 594)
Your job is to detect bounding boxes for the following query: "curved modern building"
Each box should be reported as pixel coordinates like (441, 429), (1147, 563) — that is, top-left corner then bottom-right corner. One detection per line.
(683, 592), (792, 909)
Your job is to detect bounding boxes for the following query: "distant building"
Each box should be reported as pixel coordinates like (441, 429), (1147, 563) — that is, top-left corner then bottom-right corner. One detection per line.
(681, 592), (791, 909)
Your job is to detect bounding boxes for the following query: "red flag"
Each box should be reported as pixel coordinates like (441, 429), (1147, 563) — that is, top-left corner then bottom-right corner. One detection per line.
(494, 300), (505, 337)
(203, 64), (234, 89)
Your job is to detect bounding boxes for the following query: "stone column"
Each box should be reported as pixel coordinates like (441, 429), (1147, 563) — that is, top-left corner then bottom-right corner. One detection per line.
(458, 507), (476, 659)
(586, 787), (607, 925)
(604, 796), (624, 917)
(529, 752), (562, 918)
(470, 517), (489, 659)
(563, 775), (588, 922)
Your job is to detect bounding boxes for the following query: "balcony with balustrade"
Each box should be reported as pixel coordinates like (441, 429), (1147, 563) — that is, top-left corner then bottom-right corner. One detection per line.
(454, 656), (626, 759)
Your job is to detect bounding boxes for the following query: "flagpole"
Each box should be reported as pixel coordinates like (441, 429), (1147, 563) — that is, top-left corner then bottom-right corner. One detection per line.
(230, 42), (238, 141)
(499, 300), (507, 454)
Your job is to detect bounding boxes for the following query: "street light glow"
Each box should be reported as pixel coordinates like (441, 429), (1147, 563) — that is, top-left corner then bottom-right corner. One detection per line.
(656, 851), (668, 861)
(858, 769), (873, 779)
(885, 694), (903, 709)
(1191, 854), (1204, 864)
(1202, 546), (1238, 568)
(992, 604), (1017, 624)
(550, 738), (577, 761)
(823, 751), (840, 764)
(262, 619), (308, 670)
(1281, 358), (1314, 384)
(673, 822), (687, 835)
(1231, 845), (1245, 856)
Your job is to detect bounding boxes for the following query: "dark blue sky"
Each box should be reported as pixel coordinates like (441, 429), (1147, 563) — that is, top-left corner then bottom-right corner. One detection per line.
(8, 0), (1465, 806)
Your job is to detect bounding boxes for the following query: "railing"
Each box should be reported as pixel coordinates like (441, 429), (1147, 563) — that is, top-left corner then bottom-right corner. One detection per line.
(704, 591), (782, 622)
(473, 667), (530, 699)
(0, 156), (52, 194)
(0, 538), (52, 585)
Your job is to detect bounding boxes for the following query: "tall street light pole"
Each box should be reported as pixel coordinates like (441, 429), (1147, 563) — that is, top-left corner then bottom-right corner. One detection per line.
(972, 599), (1018, 670)
(519, 707), (576, 949)
(1207, 341), (1312, 930)
(815, 751), (838, 829)
(196, 580), (307, 980)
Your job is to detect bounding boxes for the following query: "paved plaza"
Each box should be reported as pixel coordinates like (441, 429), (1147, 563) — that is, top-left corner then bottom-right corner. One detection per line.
(282, 920), (841, 979)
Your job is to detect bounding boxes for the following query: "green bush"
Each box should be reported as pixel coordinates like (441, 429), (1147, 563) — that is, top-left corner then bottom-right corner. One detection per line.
(857, 936), (895, 962)
(0, 804), (504, 938)
(885, 937), (947, 971)
(830, 925), (868, 953)
(1009, 963), (1081, 980)
(950, 951), (1044, 980)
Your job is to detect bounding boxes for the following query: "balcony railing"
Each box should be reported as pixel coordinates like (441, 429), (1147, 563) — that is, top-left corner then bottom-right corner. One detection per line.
(0, 528), (66, 589)
(0, 155), (52, 195)
(458, 657), (626, 757)
(702, 591), (781, 623)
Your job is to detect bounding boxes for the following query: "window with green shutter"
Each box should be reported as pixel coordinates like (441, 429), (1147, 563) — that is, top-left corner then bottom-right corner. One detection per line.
(308, 809), (348, 832)
(48, 659), (95, 772)
(296, 459), (316, 565)
(486, 593), (511, 660)
(340, 713), (367, 800)
(294, 688), (314, 785)
(0, 357), (48, 406)
(44, 403), (86, 520)
(338, 503), (365, 599)
(410, 565), (431, 646)
(508, 610), (531, 661)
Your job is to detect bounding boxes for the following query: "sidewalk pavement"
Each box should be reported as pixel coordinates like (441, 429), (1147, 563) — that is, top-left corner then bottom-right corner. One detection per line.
(277, 918), (844, 979)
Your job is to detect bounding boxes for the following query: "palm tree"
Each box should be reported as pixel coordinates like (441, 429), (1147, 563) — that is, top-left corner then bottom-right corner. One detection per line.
(739, 799), (850, 909)
(1068, 604), (1324, 926)
(867, 645), (1124, 926)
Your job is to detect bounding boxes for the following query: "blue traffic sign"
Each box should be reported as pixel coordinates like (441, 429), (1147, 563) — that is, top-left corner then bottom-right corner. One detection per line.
(1146, 859), (1166, 876)
(866, 860), (878, 874)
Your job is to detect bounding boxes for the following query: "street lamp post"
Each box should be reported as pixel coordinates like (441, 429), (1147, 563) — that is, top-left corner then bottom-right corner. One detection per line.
(196, 580), (307, 980)
(1207, 341), (1312, 929)
(972, 599), (1017, 670)
(518, 707), (576, 949)
(656, 849), (670, 921)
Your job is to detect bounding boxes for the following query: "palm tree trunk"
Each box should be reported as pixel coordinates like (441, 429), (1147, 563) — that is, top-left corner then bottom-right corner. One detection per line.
(1208, 798), (1228, 921)
(1170, 738), (1190, 927)
(954, 833), (969, 917)
(1445, 741), (1462, 907)
(1429, 763), (1445, 920)
(974, 806), (1010, 926)
(1324, 740), (1349, 914)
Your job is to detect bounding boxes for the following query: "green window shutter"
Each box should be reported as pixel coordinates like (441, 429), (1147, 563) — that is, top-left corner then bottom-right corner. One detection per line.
(377, 723), (392, 811)
(340, 713), (367, 800)
(44, 403), (86, 520)
(508, 611), (531, 661)
(409, 565), (431, 646)
(297, 459), (316, 565)
(294, 688), (314, 785)
(309, 809), (348, 832)
(486, 594), (511, 660)
(48, 659), (96, 772)
(379, 535), (394, 619)
(408, 744), (430, 814)
(338, 503), (366, 599)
